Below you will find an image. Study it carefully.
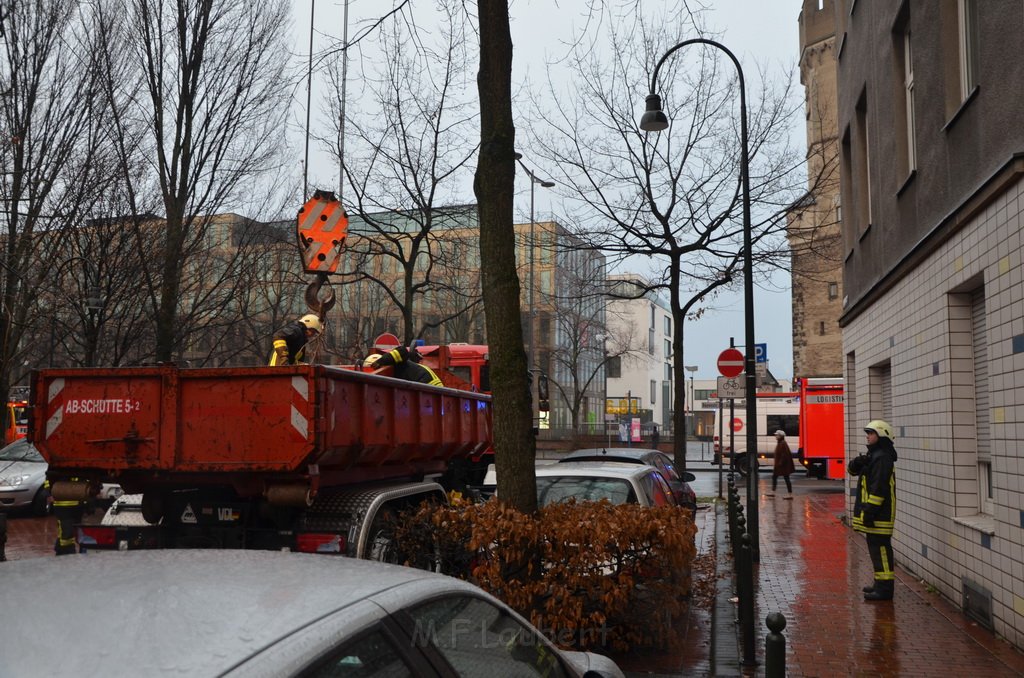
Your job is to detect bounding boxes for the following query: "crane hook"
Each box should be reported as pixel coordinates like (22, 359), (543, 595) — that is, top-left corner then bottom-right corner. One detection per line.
(304, 273), (336, 317)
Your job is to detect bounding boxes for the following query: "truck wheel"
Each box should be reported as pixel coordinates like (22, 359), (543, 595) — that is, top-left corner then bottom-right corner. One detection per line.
(733, 455), (750, 477)
(31, 487), (52, 516)
(141, 493), (164, 525)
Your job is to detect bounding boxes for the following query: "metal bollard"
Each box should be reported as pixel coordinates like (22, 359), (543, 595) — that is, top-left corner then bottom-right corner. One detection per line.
(740, 534), (758, 667)
(765, 612), (787, 677)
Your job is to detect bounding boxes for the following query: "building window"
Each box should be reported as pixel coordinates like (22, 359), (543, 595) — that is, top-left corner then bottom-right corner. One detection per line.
(650, 304), (655, 328)
(607, 355), (621, 379)
(664, 315), (671, 336)
(855, 92), (871, 233)
(819, 321), (826, 336)
(971, 287), (991, 515)
(649, 328), (655, 354)
(828, 282), (839, 299)
(958, 0), (978, 100)
(664, 363), (672, 380)
(664, 339), (672, 359)
(650, 380), (657, 405)
(897, 26), (917, 174)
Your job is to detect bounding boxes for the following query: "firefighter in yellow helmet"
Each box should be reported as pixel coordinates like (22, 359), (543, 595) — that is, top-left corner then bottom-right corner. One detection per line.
(363, 346), (443, 386)
(849, 419), (898, 601)
(269, 314), (323, 366)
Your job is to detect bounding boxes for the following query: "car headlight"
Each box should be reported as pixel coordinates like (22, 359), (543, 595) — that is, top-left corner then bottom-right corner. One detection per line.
(0, 474), (30, 488)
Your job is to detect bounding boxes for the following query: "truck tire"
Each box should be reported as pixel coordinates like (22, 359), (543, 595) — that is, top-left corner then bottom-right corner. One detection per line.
(141, 493), (165, 525)
(733, 454), (750, 477)
(31, 487), (51, 517)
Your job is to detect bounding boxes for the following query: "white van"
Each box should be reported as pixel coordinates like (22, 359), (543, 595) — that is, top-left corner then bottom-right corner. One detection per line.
(712, 393), (800, 475)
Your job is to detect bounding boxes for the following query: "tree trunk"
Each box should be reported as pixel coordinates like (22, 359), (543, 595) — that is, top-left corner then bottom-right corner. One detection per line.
(475, 0), (536, 514)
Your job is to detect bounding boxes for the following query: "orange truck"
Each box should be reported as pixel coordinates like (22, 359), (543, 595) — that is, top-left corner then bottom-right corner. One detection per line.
(796, 377), (846, 480)
(5, 400), (28, 444)
(29, 363), (491, 556)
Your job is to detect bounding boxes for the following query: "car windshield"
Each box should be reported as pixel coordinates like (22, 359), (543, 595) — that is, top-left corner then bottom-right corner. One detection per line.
(536, 476), (637, 507)
(0, 438), (42, 463)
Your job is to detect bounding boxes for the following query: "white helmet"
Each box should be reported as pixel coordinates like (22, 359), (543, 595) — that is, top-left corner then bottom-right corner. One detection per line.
(864, 420), (894, 440)
(299, 314), (323, 334)
(774, 430), (786, 438)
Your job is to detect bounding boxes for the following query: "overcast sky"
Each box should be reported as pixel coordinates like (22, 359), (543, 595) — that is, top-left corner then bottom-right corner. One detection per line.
(297, 1), (806, 380)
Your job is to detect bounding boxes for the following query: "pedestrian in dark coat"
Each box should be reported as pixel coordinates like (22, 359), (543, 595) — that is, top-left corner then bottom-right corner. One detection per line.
(771, 430), (795, 497)
(849, 419), (898, 601)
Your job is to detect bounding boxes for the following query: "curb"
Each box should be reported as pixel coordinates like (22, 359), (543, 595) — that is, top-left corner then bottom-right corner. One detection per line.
(711, 501), (741, 676)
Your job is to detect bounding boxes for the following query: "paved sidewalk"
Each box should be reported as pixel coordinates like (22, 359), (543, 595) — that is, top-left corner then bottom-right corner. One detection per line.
(715, 489), (1024, 677)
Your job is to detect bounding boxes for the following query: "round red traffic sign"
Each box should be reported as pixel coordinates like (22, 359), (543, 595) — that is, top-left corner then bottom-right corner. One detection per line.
(717, 348), (744, 377)
(731, 417), (743, 432)
(373, 332), (401, 352)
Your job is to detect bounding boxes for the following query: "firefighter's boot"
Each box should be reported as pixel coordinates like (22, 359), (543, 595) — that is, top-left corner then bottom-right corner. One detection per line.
(863, 580), (894, 601)
(862, 584), (875, 594)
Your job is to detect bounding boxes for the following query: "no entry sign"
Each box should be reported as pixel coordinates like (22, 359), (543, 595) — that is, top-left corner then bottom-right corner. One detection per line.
(731, 417), (744, 432)
(717, 348), (744, 377)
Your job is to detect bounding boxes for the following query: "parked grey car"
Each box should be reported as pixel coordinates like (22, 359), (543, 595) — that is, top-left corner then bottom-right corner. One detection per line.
(0, 549), (624, 678)
(0, 438), (50, 515)
(559, 448), (698, 513)
(0, 438), (122, 516)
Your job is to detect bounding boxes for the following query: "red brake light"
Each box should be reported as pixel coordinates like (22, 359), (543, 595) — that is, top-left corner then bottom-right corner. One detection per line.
(78, 526), (116, 547)
(296, 533), (345, 554)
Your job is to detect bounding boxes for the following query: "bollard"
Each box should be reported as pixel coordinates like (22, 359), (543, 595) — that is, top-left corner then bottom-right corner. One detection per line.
(740, 534), (758, 667)
(0, 511), (7, 562)
(765, 612), (787, 677)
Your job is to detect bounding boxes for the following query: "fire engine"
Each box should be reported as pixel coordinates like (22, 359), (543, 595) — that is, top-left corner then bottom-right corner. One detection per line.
(711, 379), (845, 479)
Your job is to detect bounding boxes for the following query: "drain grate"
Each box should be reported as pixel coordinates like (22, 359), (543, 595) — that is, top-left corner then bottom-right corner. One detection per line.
(962, 577), (993, 630)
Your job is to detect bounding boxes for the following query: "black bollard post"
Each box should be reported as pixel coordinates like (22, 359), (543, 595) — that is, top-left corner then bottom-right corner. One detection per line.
(765, 612), (787, 677)
(740, 534), (758, 667)
(0, 511), (7, 562)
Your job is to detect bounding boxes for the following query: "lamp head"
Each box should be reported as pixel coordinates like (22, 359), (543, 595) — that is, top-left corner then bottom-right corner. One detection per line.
(639, 93), (669, 132)
(541, 180), (555, 188)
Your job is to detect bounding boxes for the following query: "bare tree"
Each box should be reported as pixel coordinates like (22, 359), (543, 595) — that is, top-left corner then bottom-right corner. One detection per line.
(318, 5), (480, 347)
(0, 0), (115, 437)
(476, 0), (536, 514)
(99, 0), (293, 363)
(529, 5), (817, 472)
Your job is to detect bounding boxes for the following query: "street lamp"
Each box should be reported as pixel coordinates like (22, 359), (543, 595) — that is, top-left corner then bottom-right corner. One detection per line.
(513, 153), (555, 378)
(684, 365), (698, 436)
(638, 38), (758, 562)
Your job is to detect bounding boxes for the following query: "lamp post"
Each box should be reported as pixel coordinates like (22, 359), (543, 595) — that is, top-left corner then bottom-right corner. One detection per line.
(684, 365), (698, 438)
(638, 39), (758, 562)
(513, 153), (555, 412)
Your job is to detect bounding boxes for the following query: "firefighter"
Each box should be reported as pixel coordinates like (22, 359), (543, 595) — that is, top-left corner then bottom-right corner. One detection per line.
(363, 346), (443, 386)
(49, 480), (86, 556)
(849, 419), (898, 601)
(269, 314), (323, 366)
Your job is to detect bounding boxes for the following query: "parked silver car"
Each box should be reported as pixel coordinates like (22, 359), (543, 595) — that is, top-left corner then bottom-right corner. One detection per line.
(0, 550), (624, 678)
(0, 438), (51, 515)
(0, 438), (122, 516)
(559, 448), (698, 513)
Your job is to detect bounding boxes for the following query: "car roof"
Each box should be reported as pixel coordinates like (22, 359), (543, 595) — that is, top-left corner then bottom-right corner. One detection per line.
(0, 550), (487, 677)
(561, 448), (664, 463)
(536, 461), (660, 479)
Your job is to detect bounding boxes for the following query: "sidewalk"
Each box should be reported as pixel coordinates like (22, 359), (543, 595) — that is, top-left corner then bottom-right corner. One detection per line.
(714, 489), (1024, 677)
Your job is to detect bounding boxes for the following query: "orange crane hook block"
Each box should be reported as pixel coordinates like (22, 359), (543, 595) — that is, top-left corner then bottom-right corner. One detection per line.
(296, 190), (348, 274)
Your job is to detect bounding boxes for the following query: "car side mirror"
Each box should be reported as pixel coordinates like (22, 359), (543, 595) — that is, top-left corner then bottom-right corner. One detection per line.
(682, 471), (696, 482)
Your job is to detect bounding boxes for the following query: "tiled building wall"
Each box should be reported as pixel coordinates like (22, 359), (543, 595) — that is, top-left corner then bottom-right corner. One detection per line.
(843, 177), (1024, 647)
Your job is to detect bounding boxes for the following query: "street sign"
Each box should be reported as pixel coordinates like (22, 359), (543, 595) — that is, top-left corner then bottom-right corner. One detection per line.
(373, 332), (401, 352)
(717, 348), (744, 377)
(731, 417), (744, 432)
(716, 376), (744, 399)
(755, 343), (767, 363)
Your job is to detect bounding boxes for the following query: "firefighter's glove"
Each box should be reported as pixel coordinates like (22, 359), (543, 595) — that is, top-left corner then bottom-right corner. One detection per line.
(848, 454), (868, 475)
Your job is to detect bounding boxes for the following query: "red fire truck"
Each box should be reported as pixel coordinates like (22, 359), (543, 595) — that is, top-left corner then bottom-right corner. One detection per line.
(797, 377), (845, 479)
